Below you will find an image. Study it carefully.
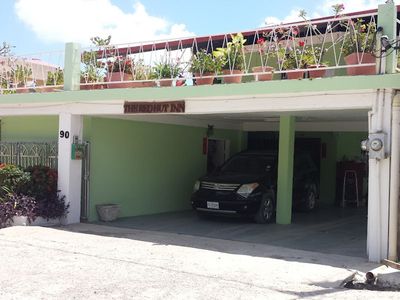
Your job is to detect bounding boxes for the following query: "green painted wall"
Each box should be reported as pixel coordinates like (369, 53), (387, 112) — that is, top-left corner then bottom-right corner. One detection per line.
(335, 132), (367, 161)
(88, 117), (242, 221)
(0, 116), (93, 142)
(0, 116), (58, 141)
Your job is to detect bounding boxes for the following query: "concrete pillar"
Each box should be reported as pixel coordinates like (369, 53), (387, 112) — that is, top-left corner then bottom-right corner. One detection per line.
(377, 2), (397, 74)
(388, 93), (400, 261)
(58, 113), (83, 224)
(64, 42), (81, 91)
(367, 89), (392, 262)
(276, 116), (295, 225)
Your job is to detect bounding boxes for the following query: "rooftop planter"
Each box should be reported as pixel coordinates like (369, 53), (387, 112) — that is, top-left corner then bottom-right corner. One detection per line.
(213, 33), (246, 84)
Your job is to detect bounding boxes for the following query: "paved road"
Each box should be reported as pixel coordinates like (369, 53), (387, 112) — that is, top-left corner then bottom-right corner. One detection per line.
(0, 224), (397, 299)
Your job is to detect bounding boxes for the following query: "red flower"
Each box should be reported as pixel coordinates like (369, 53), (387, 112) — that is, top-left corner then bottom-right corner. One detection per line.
(298, 40), (305, 47)
(257, 38), (265, 45)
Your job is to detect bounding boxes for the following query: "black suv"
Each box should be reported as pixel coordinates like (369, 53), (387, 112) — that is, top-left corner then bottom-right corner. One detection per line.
(191, 151), (319, 223)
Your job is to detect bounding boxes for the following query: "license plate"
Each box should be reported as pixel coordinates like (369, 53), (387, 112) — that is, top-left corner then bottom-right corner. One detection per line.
(207, 201), (219, 209)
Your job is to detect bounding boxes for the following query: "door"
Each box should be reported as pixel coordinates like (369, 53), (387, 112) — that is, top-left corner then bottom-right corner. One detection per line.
(207, 138), (230, 173)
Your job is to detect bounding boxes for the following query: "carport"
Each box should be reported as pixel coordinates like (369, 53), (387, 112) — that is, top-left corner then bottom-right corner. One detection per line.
(82, 89), (372, 258)
(97, 206), (366, 258)
(0, 84), (389, 262)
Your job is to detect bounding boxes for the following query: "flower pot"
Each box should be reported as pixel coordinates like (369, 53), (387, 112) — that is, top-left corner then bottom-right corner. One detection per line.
(16, 88), (31, 94)
(222, 69), (243, 84)
(286, 70), (305, 80)
(11, 216), (61, 226)
(193, 72), (214, 85)
(107, 72), (134, 89)
(96, 204), (120, 222)
(252, 66), (274, 81)
(80, 83), (105, 90)
(344, 52), (376, 76)
(159, 79), (173, 87)
(128, 81), (157, 88)
(308, 65), (327, 78)
(36, 86), (55, 93)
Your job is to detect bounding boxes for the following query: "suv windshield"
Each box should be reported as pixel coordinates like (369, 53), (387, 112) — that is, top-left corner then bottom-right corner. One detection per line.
(220, 155), (274, 175)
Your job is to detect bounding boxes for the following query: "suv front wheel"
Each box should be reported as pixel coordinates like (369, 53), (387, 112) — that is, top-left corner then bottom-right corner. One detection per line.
(254, 192), (275, 224)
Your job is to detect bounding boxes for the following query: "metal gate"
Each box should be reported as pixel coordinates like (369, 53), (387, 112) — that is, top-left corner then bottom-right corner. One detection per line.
(80, 142), (91, 222)
(0, 142), (58, 168)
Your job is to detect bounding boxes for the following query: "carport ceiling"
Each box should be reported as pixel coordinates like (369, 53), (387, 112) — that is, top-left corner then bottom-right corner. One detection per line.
(182, 109), (368, 122)
(107, 108), (368, 123)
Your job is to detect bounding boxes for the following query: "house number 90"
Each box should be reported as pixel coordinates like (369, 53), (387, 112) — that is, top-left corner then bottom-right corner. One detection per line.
(59, 130), (70, 139)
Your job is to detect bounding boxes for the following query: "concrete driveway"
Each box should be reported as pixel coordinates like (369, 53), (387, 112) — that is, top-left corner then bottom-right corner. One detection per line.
(0, 223), (397, 299)
(99, 206), (367, 258)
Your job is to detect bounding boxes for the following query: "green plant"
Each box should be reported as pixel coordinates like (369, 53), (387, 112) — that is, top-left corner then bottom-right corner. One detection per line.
(133, 59), (157, 80)
(190, 49), (224, 74)
(154, 60), (182, 79)
(0, 193), (37, 227)
(213, 33), (247, 70)
(107, 56), (133, 75)
(341, 18), (377, 57)
(13, 65), (32, 86)
(0, 164), (30, 198)
(46, 68), (64, 86)
(81, 36), (110, 83)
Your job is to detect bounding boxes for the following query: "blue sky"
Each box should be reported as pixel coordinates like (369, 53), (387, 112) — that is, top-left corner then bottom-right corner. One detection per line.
(0, 0), (392, 55)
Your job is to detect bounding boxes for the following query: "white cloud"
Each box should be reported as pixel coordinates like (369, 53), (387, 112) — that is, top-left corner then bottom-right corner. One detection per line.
(14, 0), (194, 46)
(262, 0), (398, 26)
(264, 9), (303, 26)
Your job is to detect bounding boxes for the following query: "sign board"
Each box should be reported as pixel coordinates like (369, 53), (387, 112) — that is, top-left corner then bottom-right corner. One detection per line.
(71, 143), (85, 160)
(124, 101), (185, 114)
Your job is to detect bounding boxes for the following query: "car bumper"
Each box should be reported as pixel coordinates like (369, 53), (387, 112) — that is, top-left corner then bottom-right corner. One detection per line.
(191, 194), (261, 216)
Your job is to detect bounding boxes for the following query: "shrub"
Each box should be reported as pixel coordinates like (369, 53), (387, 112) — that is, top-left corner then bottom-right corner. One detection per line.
(24, 166), (58, 200)
(0, 193), (37, 227)
(24, 166), (69, 220)
(0, 164), (30, 197)
(0, 164), (68, 226)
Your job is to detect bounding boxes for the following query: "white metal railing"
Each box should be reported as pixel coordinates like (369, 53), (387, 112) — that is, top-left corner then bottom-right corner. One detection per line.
(0, 50), (65, 94)
(79, 11), (379, 89)
(0, 10), (384, 94)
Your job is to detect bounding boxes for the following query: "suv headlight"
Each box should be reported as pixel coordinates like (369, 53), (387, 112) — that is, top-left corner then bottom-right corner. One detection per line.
(237, 183), (259, 198)
(193, 180), (200, 192)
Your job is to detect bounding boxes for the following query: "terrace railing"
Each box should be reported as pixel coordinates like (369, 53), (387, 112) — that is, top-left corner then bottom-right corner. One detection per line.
(80, 11), (380, 89)
(0, 50), (65, 94)
(2, 9), (398, 94)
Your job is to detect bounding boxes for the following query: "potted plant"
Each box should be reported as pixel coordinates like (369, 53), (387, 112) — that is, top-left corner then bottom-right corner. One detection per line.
(252, 37), (275, 81)
(154, 59), (182, 87)
(213, 33), (246, 83)
(106, 55), (135, 88)
(80, 36), (109, 90)
(331, 3), (376, 75)
(190, 49), (223, 85)
(131, 59), (157, 88)
(340, 15), (377, 75)
(277, 45), (306, 80)
(303, 45), (329, 78)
